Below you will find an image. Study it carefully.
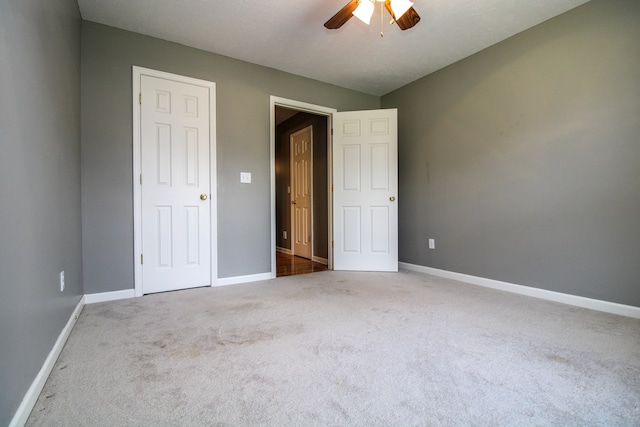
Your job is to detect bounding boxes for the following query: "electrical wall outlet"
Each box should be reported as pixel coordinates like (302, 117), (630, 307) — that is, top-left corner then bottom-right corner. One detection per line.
(60, 271), (65, 292)
(283, 231), (287, 240)
(428, 239), (435, 249)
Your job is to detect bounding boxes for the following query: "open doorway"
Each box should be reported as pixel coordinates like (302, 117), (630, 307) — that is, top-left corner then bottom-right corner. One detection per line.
(271, 98), (398, 276)
(274, 106), (329, 277)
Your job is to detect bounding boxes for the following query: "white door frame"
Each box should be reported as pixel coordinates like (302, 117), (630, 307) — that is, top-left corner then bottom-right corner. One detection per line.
(133, 66), (218, 297)
(270, 96), (336, 277)
(290, 125), (314, 259)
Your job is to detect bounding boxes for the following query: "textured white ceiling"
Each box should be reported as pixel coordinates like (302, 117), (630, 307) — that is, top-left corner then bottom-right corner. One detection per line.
(77, 0), (591, 96)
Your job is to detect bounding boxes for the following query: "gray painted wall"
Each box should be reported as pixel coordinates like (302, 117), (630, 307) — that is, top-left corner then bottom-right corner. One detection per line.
(0, 0), (83, 424)
(276, 112), (329, 259)
(382, 0), (640, 307)
(81, 22), (379, 293)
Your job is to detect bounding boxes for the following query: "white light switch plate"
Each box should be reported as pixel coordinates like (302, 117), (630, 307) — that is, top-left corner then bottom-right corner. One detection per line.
(240, 172), (251, 184)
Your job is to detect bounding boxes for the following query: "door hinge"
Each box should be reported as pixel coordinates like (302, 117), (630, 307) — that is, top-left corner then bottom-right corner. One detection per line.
(331, 128), (334, 136)
(139, 93), (142, 104)
(332, 240), (334, 248)
(331, 185), (334, 192)
(140, 254), (143, 264)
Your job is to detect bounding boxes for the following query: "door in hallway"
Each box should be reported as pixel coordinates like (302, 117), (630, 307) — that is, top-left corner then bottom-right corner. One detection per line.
(291, 126), (313, 259)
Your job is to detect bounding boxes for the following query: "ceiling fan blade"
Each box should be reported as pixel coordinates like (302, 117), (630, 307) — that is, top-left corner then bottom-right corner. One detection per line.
(395, 6), (421, 30)
(324, 0), (359, 29)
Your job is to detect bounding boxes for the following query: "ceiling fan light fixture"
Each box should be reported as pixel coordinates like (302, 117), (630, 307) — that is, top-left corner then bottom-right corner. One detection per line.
(352, 0), (375, 25)
(390, 0), (413, 20)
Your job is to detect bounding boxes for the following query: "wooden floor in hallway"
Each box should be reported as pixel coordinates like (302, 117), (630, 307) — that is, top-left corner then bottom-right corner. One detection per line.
(276, 251), (328, 277)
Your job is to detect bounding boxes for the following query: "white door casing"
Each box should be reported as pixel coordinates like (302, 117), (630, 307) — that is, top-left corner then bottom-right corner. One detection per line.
(133, 67), (217, 296)
(291, 126), (313, 259)
(333, 109), (398, 271)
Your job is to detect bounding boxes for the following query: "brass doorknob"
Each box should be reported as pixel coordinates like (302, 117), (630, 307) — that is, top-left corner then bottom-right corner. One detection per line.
(390, 196), (396, 202)
(200, 194), (208, 201)
(291, 200), (297, 204)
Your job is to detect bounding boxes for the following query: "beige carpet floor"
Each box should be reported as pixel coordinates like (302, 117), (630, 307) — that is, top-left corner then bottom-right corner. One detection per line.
(27, 270), (640, 426)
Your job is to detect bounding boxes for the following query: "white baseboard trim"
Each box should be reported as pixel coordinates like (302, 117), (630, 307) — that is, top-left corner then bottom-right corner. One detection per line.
(312, 256), (328, 265)
(84, 289), (135, 304)
(399, 262), (640, 319)
(276, 247), (292, 255)
(215, 272), (274, 287)
(9, 296), (85, 427)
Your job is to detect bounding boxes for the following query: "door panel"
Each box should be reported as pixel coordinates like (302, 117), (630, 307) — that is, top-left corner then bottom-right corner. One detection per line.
(371, 206), (390, 253)
(342, 207), (361, 252)
(333, 109), (398, 271)
(140, 75), (211, 294)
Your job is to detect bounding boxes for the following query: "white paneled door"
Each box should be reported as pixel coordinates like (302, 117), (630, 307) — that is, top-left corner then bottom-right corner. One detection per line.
(333, 109), (398, 271)
(291, 126), (313, 259)
(140, 74), (212, 294)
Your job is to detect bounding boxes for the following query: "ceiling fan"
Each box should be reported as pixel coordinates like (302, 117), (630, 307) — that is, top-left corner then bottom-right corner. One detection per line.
(324, 0), (421, 31)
